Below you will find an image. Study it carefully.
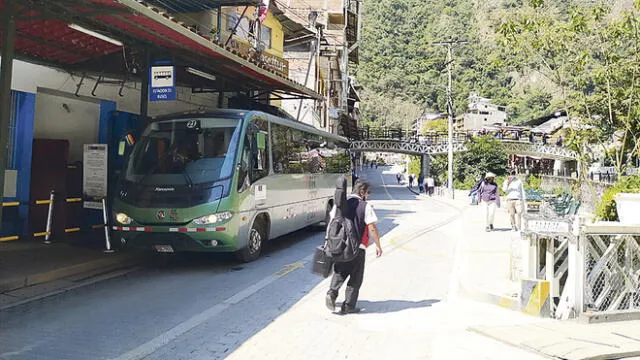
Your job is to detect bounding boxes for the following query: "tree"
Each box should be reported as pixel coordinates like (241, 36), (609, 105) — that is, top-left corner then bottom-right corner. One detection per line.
(455, 136), (509, 183)
(497, 0), (640, 176)
(422, 118), (448, 133)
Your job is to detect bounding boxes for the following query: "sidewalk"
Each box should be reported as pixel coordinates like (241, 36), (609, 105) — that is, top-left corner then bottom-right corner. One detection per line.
(432, 189), (640, 360)
(0, 240), (141, 309)
(225, 187), (549, 360)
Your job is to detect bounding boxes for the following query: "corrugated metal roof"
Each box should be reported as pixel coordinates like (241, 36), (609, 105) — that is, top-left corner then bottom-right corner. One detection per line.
(0, 0), (322, 100)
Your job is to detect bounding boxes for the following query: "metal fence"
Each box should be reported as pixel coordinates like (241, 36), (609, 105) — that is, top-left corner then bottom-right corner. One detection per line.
(583, 233), (640, 312)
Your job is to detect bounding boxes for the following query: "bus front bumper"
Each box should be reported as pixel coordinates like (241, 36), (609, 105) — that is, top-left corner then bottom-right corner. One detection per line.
(111, 225), (239, 253)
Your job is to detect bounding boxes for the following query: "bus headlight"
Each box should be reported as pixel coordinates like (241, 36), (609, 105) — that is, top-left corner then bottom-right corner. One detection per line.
(116, 213), (133, 225)
(193, 211), (233, 225)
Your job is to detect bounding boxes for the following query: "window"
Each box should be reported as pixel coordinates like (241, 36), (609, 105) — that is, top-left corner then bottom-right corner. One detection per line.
(251, 119), (269, 181)
(260, 25), (271, 49)
(271, 123), (290, 174)
(226, 12), (251, 39)
(271, 123), (350, 175)
(238, 119), (269, 191)
(322, 140), (351, 174)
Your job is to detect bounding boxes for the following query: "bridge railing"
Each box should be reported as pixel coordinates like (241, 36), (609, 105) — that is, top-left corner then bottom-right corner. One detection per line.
(356, 127), (574, 150)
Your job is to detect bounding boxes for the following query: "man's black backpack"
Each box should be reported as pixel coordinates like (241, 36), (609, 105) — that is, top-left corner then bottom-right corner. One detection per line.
(324, 176), (361, 263)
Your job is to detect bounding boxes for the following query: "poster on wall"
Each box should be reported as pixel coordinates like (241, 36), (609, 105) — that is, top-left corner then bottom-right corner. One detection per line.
(83, 144), (108, 209)
(150, 66), (176, 101)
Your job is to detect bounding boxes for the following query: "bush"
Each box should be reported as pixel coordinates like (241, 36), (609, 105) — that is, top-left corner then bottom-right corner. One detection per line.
(595, 176), (640, 221)
(526, 175), (542, 190)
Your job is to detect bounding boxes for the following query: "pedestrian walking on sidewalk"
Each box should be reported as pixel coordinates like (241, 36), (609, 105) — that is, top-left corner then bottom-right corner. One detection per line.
(503, 170), (526, 231)
(478, 172), (500, 232)
(326, 181), (383, 315)
(426, 175), (435, 196)
(417, 173), (425, 193)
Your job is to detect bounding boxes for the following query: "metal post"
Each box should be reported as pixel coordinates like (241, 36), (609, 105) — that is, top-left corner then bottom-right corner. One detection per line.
(102, 198), (114, 253)
(140, 48), (150, 125)
(446, 43), (454, 199)
(216, 6), (222, 43)
(0, 0), (17, 234)
(297, 34), (319, 121)
(43, 190), (55, 244)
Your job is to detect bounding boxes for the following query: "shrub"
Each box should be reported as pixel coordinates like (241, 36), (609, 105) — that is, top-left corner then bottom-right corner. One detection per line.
(526, 175), (542, 190)
(595, 176), (640, 221)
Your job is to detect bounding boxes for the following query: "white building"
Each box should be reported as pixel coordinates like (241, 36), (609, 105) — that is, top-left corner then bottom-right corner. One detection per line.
(463, 92), (507, 130)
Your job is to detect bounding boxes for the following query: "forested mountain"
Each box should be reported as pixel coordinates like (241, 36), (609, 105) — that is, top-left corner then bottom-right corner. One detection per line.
(356, 0), (635, 127)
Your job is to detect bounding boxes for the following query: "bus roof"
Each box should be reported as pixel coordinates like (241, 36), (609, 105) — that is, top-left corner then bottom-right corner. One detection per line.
(152, 109), (349, 143)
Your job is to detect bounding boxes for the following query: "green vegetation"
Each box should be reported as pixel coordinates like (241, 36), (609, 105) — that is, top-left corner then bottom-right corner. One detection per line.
(356, 0), (591, 129)
(498, 0), (640, 175)
(427, 136), (508, 189)
(595, 176), (640, 221)
(422, 119), (448, 133)
(525, 175), (542, 190)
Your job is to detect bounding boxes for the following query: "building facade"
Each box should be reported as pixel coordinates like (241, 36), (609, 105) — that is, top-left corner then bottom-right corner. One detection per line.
(277, 0), (362, 137)
(463, 92), (507, 130)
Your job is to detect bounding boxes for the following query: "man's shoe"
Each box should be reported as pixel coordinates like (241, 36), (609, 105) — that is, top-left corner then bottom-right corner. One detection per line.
(326, 293), (336, 311)
(485, 226), (492, 232)
(339, 305), (362, 314)
(513, 226), (518, 232)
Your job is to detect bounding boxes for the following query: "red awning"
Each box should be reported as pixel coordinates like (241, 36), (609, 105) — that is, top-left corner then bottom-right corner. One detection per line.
(0, 0), (321, 100)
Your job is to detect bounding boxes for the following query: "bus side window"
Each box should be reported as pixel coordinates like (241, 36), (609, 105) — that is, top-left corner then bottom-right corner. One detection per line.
(238, 134), (251, 192)
(250, 119), (269, 181)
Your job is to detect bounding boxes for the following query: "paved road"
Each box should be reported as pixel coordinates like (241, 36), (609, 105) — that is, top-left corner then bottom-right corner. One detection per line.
(0, 167), (540, 360)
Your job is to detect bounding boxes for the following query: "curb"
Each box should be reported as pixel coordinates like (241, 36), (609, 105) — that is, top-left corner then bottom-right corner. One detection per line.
(457, 281), (521, 312)
(0, 252), (141, 294)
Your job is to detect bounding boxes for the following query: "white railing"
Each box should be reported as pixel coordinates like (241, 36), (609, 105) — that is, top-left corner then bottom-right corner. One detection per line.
(521, 219), (640, 320)
(350, 138), (577, 160)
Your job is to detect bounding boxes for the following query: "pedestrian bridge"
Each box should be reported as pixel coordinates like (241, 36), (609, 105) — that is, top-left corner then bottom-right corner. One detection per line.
(349, 130), (577, 161)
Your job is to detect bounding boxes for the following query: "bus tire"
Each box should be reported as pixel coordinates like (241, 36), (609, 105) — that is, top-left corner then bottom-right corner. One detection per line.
(236, 219), (265, 262)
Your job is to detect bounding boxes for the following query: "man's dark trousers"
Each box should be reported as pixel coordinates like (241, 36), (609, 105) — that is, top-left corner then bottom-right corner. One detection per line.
(328, 249), (366, 308)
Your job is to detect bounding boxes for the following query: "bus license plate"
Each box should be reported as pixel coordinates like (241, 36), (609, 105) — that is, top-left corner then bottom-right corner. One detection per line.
(154, 245), (174, 253)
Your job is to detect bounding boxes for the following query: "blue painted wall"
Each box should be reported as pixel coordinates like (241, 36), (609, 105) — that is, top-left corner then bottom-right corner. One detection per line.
(1, 91), (35, 237)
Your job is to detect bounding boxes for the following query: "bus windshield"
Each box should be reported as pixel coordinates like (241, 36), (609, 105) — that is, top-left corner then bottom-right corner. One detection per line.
(124, 117), (243, 186)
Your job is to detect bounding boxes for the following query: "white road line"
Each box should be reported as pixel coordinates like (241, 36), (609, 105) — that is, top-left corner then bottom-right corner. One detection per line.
(111, 254), (314, 360)
(378, 170), (395, 201)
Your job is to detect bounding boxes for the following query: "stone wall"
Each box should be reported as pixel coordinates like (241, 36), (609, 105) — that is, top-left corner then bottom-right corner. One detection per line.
(540, 175), (611, 215)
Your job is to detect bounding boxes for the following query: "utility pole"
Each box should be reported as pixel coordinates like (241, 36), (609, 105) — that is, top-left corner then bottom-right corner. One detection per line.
(432, 39), (468, 199)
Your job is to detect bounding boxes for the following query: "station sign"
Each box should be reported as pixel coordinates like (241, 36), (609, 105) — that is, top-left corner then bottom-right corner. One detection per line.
(525, 218), (571, 234)
(150, 66), (176, 101)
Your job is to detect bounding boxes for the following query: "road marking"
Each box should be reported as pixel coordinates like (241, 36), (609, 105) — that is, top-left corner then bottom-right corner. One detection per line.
(273, 262), (304, 277)
(378, 169), (395, 201)
(112, 255), (312, 360)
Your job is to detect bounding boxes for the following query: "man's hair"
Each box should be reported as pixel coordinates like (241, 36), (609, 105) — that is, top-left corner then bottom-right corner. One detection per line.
(510, 170), (517, 176)
(352, 180), (370, 197)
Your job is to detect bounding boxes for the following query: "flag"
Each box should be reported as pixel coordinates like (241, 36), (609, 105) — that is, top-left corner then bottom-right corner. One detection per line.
(258, 0), (269, 23)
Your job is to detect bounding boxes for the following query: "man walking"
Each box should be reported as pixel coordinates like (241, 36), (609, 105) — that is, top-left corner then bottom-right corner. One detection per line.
(326, 181), (383, 314)
(503, 170), (526, 231)
(425, 175), (435, 196)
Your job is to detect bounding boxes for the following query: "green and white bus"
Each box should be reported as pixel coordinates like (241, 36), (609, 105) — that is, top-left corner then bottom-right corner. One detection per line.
(111, 110), (351, 262)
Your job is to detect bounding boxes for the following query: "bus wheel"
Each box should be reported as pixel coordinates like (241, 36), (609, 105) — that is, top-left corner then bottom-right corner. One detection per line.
(236, 221), (264, 262)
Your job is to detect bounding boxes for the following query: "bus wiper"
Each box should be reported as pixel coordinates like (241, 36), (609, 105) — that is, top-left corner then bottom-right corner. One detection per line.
(182, 168), (194, 188)
(137, 164), (160, 185)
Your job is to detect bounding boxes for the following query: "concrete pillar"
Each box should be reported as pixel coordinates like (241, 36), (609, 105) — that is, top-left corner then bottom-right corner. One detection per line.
(421, 154), (431, 176)
(0, 0), (17, 233)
